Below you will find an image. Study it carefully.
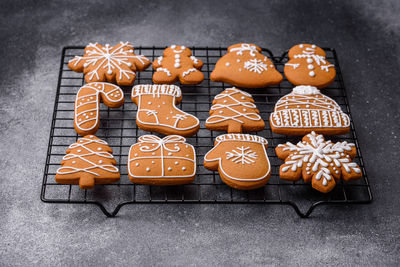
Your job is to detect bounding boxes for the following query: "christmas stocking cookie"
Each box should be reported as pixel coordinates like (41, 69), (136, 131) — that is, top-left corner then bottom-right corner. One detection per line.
(56, 135), (120, 189)
(205, 87), (265, 133)
(210, 43), (282, 88)
(68, 42), (151, 86)
(284, 43), (336, 88)
(131, 84), (200, 137)
(152, 45), (204, 85)
(276, 131), (362, 193)
(74, 82), (124, 136)
(204, 134), (271, 190)
(128, 135), (196, 185)
(269, 85), (350, 135)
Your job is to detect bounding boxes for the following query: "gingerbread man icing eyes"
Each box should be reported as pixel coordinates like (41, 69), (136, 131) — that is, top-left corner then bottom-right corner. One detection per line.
(284, 44), (336, 88)
(152, 45), (204, 85)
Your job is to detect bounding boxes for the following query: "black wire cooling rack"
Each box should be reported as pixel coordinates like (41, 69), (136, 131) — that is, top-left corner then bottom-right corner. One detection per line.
(41, 46), (372, 218)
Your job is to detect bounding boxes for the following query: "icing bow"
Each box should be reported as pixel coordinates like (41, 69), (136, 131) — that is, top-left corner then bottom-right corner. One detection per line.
(138, 135), (186, 152)
(229, 44), (258, 57)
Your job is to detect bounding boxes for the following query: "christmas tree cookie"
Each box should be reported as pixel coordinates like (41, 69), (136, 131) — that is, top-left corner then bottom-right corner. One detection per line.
(205, 88), (265, 133)
(55, 135), (120, 189)
(210, 43), (282, 88)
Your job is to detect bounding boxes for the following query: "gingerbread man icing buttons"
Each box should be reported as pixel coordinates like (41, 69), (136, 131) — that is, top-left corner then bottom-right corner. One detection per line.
(269, 85), (350, 135)
(210, 43), (283, 88)
(55, 135), (120, 189)
(205, 87), (265, 133)
(152, 45), (204, 85)
(204, 134), (271, 190)
(284, 43), (336, 88)
(128, 135), (196, 185)
(74, 82), (125, 136)
(68, 42), (151, 86)
(131, 84), (200, 137)
(275, 131), (362, 193)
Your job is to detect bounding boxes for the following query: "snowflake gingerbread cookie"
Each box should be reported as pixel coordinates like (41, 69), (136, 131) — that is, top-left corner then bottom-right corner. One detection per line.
(284, 43), (336, 88)
(131, 84), (200, 137)
(74, 82), (125, 136)
(152, 45), (204, 85)
(68, 42), (151, 86)
(204, 134), (271, 190)
(128, 135), (196, 185)
(269, 85), (350, 135)
(210, 43), (283, 88)
(56, 135), (120, 189)
(276, 131), (362, 193)
(205, 87), (265, 133)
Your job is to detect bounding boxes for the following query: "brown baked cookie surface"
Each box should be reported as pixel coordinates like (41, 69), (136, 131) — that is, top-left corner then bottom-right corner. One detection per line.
(284, 43), (336, 88)
(55, 135), (120, 189)
(210, 43), (282, 88)
(68, 42), (151, 86)
(128, 135), (196, 185)
(205, 87), (265, 133)
(204, 134), (271, 190)
(269, 85), (350, 135)
(275, 131), (362, 193)
(152, 45), (204, 85)
(131, 84), (200, 137)
(74, 82), (125, 136)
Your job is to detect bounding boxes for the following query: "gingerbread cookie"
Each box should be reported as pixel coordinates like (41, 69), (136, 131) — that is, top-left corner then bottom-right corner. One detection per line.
(131, 84), (200, 137)
(205, 88), (265, 133)
(210, 43), (282, 88)
(128, 135), (196, 185)
(276, 131), (362, 193)
(74, 82), (124, 136)
(152, 45), (204, 85)
(56, 135), (120, 189)
(269, 85), (350, 135)
(68, 42), (151, 86)
(284, 43), (336, 88)
(204, 134), (271, 190)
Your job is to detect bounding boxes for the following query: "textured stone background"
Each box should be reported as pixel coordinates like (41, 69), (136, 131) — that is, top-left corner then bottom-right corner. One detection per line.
(0, 0), (399, 266)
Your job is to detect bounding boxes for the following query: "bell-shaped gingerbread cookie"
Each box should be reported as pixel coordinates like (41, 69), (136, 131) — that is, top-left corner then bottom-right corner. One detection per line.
(131, 84), (200, 137)
(204, 134), (271, 190)
(210, 43), (282, 88)
(284, 43), (336, 88)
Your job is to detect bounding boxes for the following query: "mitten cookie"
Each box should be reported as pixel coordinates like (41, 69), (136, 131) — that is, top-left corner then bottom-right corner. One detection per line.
(74, 82), (124, 136)
(152, 45), (204, 85)
(276, 131), (362, 193)
(204, 134), (271, 190)
(128, 135), (196, 185)
(131, 84), (200, 137)
(205, 88), (265, 133)
(284, 43), (336, 88)
(210, 43), (282, 88)
(56, 135), (120, 189)
(269, 85), (350, 135)
(68, 42), (151, 86)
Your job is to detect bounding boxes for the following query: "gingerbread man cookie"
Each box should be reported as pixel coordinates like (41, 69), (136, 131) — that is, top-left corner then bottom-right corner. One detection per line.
(284, 43), (336, 88)
(56, 135), (120, 189)
(269, 85), (350, 135)
(131, 84), (200, 137)
(205, 87), (265, 133)
(74, 82), (125, 136)
(210, 43), (282, 88)
(128, 135), (196, 185)
(276, 131), (362, 193)
(68, 42), (151, 86)
(204, 134), (271, 190)
(152, 45), (204, 85)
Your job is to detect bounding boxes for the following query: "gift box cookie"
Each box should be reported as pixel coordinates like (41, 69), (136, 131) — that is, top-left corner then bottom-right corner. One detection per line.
(128, 135), (196, 185)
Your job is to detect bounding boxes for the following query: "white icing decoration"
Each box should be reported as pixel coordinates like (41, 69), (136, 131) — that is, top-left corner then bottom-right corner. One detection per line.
(309, 71), (315, 77)
(226, 146), (258, 164)
(226, 62), (230, 66)
(285, 63), (300, 69)
(308, 64), (314, 70)
(244, 59), (268, 74)
(174, 63), (181, 68)
(182, 68), (197, 77)
(229, 43), (258, 57)
(190, 56), (199, 64)
(307, 58), (313, 63)
(156, 67), (171, 77)
(292, 85), (320, 95)
(157, 56), (163, 65)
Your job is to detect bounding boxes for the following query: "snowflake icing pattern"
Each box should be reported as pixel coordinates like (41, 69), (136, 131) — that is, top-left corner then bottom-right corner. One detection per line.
(244, 59), (268, 74)
(276, 131), (362, 192)
(226, 146), (258, 164)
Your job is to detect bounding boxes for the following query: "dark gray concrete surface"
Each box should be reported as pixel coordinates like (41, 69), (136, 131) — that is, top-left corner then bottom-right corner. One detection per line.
(0, 0), (399, 266)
